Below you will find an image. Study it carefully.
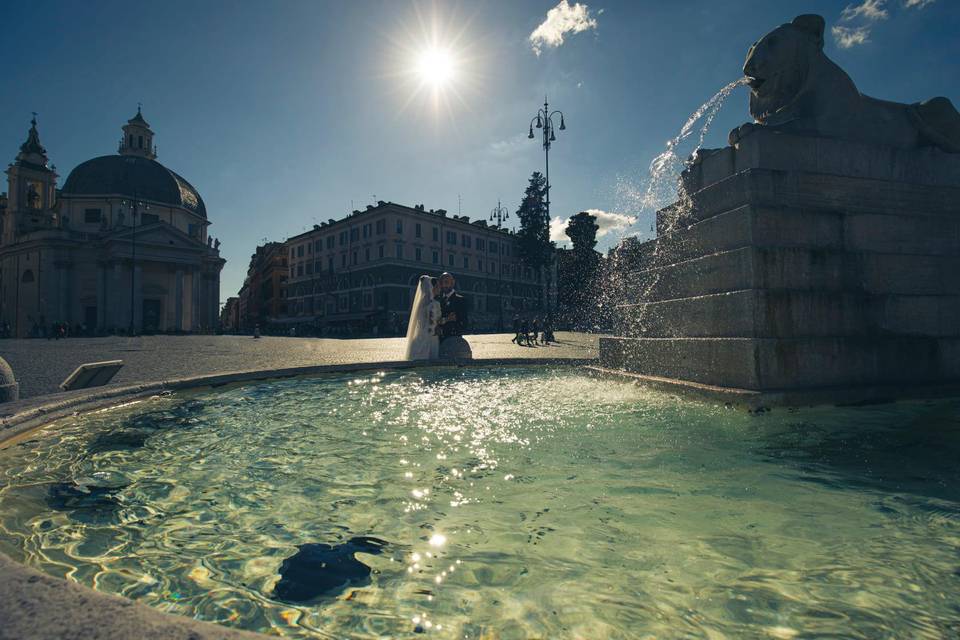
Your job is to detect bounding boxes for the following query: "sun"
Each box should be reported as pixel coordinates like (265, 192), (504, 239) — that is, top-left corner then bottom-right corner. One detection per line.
(416, 47), (455, 88)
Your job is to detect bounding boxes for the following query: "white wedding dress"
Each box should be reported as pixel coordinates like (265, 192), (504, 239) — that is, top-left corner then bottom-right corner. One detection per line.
(404, 275), (440, 360)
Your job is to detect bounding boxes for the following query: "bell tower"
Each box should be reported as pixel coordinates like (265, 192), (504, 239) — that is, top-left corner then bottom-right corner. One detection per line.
(118, 105), (157, 159)
(3, 115), (58, 244)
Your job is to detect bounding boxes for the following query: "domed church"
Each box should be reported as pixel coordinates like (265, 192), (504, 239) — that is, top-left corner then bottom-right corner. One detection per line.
(0, 109), (224, 337)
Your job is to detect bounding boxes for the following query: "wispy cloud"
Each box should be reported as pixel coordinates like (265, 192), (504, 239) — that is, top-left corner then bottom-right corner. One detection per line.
(903, 0), (935, 7)
(550, 209), (637, 244)
(832, 25), (873, 48)
(529, 0), (599, 56)
(841, 0), (889, 21)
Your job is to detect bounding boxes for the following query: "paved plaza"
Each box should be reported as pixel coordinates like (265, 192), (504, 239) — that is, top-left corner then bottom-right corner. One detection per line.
(0, 332), (599, 399)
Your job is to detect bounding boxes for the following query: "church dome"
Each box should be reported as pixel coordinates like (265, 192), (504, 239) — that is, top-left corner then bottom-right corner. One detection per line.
(60, 155), (207, 219)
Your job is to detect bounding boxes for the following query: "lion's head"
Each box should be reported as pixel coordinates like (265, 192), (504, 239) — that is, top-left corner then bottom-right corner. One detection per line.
(743, 14), (825, 123)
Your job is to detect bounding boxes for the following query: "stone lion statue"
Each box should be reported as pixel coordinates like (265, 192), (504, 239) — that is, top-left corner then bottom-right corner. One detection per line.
(729, 14), (960, 153)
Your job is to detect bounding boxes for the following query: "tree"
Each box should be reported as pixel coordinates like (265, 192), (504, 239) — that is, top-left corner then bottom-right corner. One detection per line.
(559, 211), (601, 326)
(515, 172), (554, 312)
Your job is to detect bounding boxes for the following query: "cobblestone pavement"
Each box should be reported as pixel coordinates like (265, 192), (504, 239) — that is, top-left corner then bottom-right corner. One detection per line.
(0, 333), (599, 399)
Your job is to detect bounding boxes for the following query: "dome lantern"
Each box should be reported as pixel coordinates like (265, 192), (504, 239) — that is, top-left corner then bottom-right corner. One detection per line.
(119, 104), (156, 160)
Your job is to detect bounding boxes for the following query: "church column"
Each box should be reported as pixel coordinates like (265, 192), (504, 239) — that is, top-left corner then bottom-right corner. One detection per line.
(191, 267), (201, 331)
(175, 269), (184, 331)
(96, 262), (106, 331)
(210, 273), (220, 331)
(133, 264), (143, 332)
(112, 262), (124, 330)
(56, 260), (70, 323)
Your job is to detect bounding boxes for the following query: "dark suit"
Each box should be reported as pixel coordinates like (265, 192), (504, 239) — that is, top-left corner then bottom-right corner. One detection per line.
(439, 291), (468, 339)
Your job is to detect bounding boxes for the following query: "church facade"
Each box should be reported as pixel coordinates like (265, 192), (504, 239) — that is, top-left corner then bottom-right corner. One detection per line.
(0, 110), (224, 337)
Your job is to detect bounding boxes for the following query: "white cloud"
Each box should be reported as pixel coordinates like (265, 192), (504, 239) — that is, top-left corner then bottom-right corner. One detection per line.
(832, 25), (872, 48)
(550, 209), (637, 244)
(903, 0), (935, 7)
(841, 0), (889, 21)
(529, 0), (599, 56)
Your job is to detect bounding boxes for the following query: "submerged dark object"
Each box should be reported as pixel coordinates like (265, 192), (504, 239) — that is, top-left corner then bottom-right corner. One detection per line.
(46, 479), (128, 523)
(272, 536), (388, 603)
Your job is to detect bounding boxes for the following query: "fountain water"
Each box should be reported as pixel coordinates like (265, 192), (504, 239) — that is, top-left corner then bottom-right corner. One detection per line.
(599, 78), (746, 335)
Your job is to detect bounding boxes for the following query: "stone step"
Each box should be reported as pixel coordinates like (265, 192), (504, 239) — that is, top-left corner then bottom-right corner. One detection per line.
(639, 204), (960, 269)
(681, 129), (960, 194)
(635, 204), (843, 266)
(618, 290), (960, 339)
(657, 167), (960, 232)
(599, 335), (960, 391)
(619, 246), (960, 303)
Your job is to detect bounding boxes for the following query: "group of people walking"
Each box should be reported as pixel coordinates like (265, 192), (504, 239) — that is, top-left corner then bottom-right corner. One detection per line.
(511, 315), (555, 347)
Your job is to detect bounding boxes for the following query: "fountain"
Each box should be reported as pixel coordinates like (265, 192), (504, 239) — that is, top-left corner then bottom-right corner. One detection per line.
(599, 14), (960, 406)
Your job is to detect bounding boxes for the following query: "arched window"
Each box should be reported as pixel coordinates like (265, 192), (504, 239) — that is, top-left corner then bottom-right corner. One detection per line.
(21, 270), (34, 283)
(138, 135), (143, 149)
(128, 134), (134, 148)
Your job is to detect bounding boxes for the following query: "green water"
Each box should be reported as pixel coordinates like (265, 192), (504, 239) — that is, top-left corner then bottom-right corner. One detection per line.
(1, 367), (959, 639)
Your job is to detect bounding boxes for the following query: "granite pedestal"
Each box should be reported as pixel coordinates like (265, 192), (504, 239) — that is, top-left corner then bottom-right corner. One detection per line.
(599, 129), (960, 405)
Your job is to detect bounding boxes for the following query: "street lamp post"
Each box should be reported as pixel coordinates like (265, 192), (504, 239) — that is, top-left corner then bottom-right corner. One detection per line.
(489, 199), (510, 332)
(528, 96), (565, 317)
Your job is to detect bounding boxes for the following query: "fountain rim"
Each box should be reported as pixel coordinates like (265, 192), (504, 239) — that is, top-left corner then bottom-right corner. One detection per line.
(0, 357), (593, 449)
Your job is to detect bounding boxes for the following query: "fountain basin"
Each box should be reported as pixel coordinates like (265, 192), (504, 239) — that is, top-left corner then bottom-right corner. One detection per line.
(1, 365), (959, 638)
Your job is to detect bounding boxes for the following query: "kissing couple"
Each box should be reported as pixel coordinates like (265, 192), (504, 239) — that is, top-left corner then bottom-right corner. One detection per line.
(403, 272), (468, 361)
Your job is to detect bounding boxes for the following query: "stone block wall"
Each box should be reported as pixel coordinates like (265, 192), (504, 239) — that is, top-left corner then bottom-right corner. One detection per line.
(600, 129), (960, 399)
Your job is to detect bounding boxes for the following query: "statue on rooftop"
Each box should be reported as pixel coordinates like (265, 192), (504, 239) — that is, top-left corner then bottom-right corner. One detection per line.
(729, 14), (960, 153)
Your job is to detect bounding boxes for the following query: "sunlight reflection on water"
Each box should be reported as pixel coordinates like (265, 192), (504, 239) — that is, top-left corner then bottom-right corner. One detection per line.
(1, 367), (959, 639)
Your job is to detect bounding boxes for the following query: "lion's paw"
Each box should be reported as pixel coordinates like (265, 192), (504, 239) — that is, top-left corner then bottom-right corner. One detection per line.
(728, 122), (758, 146)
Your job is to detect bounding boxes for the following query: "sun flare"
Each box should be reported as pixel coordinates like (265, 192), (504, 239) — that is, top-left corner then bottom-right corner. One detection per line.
(416, 47), (455, 88)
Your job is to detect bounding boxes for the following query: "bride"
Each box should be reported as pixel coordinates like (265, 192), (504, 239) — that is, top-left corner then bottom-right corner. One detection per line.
(403, 275), (441, 360)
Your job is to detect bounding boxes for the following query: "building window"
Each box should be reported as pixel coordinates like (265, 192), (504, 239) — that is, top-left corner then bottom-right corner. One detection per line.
(478, 258), (483, 271)
(327, 236), (335, 249)
(462, 234), (471, 248)
(395, 243), (403, 259)
(328, 257), (334, 272)
(365, 247), (371, 261)
(363, 224), (371, 238)
(138, 135), (143, 149)
(476, 238), (485, 251)
(415, 223), (422, 238)
(340, 231), (348, 246)
(297, 264), (304, 276)
(432, 227), (439, 241)
(314, 240), (321, 252)
(415, 247), (422, 261)
(306, 262), (313, 275)
(341, 254), (347, 267)
(84, 208), (102, 223)
(297, 245), (304, 257)
(446, 231), (456, 244)
(490, 241), (499, 254)
(315, 260), (322, 273)
(352, 251), (358, 265)
(432, 251), (439, 264)
(350, 228), (359, 242)
(396, 220), (403, 234)
(448, 253), (455, 266)
(378, 244), (385, 258)
(376, 220), (385, 234)
(463, 256), (469, 269)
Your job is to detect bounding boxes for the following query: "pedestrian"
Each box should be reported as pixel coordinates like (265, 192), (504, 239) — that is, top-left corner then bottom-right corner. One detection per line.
(532, 317), (543, 345)
(520, 318), (531, 346)
(511, 314), (522, 344)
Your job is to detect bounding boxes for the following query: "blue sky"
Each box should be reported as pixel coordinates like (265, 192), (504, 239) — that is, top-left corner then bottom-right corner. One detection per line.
(3, 0), (958, 299)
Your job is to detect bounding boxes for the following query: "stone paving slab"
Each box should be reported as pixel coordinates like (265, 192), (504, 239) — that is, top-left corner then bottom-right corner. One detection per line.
(0, 333), (598, 400)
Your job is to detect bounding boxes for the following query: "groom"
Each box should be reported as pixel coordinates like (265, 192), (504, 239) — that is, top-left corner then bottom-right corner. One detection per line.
(437, 272), (468, 341)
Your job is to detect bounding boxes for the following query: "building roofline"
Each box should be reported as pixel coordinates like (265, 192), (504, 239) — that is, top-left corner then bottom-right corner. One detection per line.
(284, 201), (517, 243)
